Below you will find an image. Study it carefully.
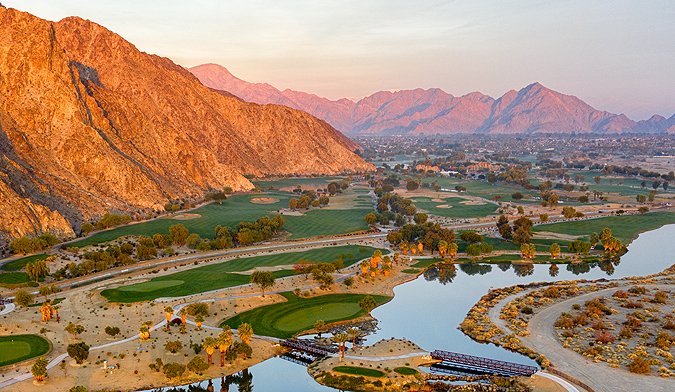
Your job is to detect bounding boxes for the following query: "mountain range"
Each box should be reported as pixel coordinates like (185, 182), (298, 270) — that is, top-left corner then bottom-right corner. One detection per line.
(0, 7), (371, 244)
(190, 63), (675, 135)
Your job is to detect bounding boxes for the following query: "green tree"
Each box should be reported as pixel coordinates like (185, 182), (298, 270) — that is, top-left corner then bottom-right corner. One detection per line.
(648, 190), (657, 202)
(9, 236), (33, 254)
(15, 290), (33, 309)
(578, 195), (589, 203)
(65, 323), (85, 339)
(562, 206), (577, 219)
(218, 329), (233, 367)
(465, 243), (481, 259)
(186, 233), (201, 248)
(346, 327), (360, 351)
(314, 320), (325, 337)
(169, 224), (189, 245)
(636, 194), (646, 203)
(105, 326), (120, 338)
(67, 342), (90, 364)
(250, 270), (275, 297)
(187, 355), (209, 375)
(520, 243), (536, 259)
(364, 213), (377, 225)
(358, 295), (378, 314)
(406, 180), (419, 191)
(81, 223), (94, 236)
(223, 186), (233, 195)
(163, 362), (186, 379)
(164, 340), (183, 354)
(594, 175), (601, 184)
(413, 213), (428, 225)
(26, 259), (48, 283)
(550, 243), (561, 259)
(69, 386), (88, 392)
(539, 213), (549, 223)
(31, 357), (48, 382)
(186, 302), (209, 317)
(459, 231), (483, 244)
(548, 194), (559, 207)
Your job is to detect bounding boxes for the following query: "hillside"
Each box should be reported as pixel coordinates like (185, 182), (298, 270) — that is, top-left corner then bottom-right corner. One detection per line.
(190, 63), (675, 135)
(0, 8), (372, 243)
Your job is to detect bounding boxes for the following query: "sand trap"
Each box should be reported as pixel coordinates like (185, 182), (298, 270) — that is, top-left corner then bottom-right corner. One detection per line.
(171, 213), (201, 220)
(279, 209), (304, 216)
(460, 200), (486, 205)
(436, 204), (453, 209)
(431, 198), (445, 202)
(250, 197), (280, 204)
(532, 231), (580, 241)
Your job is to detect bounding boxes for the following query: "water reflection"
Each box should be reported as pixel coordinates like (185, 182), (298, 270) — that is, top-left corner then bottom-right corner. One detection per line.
(141, 224), (675, 392)
(513, 264), (534, 277)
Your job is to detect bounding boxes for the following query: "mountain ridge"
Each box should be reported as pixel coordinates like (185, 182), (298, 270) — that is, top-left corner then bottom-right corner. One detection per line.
(190, 63), (675, 135)
(0, 8), (372, 243)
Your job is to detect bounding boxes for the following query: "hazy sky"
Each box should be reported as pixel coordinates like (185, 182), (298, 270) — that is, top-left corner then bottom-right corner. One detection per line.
(9, 0), (675, 120)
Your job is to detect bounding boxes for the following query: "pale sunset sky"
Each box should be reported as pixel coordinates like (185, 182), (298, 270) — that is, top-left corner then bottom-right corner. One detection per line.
(8, 0), (675, 120)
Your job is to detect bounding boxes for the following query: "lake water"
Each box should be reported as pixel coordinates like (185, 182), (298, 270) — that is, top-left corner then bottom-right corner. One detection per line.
(143, 224), (675, 392)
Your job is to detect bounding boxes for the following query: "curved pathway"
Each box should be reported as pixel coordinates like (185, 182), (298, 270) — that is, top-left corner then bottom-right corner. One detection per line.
(489, 284), (674, 392)
(0, 303), (14, 316)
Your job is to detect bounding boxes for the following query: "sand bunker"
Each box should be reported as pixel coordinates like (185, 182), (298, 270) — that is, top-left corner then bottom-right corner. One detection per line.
(532, 231), (580, 241)
(431, 198), (445, 202)
(436, 204), (453, 209)
(250, 197), (280, 204)
(171, 213), (201, 220)
(459, 200), (486, 205)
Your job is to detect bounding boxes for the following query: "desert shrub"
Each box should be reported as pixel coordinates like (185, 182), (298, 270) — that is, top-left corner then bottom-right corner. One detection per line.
(573, 313), (588, 326)
(592, 320), (608, 331)
(619, 327), (633, 339)
(663, 320), (675, 330)
(624, 300), (643, 309)
(521, 306), (533, 315)
(628, 286), (648, 295)
(555, 315), (574, 329)
(628, 357), (651, 374)
(543, 286), (560, 298)
(595, 330), (616, 344)
(655, 333), (674, 350)
(653, 291), (668, 304)
(613, 290), (629, 299)
(624, 315), (643, 330)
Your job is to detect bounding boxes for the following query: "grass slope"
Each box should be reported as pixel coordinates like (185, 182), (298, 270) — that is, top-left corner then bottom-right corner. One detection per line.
(0, 254), (49, 272)
(220, 292), (391, 339)
(282, 208), (371, 239)
(0, 334), (50, 367)
(532, 211), (675, 244)
(101, 245), (383, 302)
(0, 272), (35, 286)
(412, 197), (498, 218)
(333, 366), (385, 377)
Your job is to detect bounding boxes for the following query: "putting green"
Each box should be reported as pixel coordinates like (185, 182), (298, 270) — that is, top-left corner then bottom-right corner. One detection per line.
(117, 280), (184, 292)
(221, 292), (391, 339)
(0, 335), (51, 367)
(275, 303), (361, 332)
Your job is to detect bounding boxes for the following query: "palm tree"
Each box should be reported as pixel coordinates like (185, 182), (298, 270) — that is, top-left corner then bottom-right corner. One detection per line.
(333, 333), (349, 362)
(202, 337), (218, 365)
(346, 327), (359, 351)
(142, 320), (154, 338)
(218, 328), (233, 367)
(164, 306), (174, 330)
(238, 323), (253, 345)
(178, 308), (187, 334)
(53, 305), (61, 322)
(195, 314), (204, 330)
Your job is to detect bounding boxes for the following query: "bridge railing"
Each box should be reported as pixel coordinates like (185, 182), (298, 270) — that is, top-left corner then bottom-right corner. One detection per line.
(431, 350), (539, 376)
(281, 339), (338, 356)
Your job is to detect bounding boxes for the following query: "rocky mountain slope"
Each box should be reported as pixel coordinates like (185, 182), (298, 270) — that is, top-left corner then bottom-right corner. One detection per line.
(190, 63), (675, 135)
(0, 8), (372, 243)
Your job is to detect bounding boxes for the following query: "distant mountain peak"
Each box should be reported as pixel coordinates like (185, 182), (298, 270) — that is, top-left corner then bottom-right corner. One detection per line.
(189, 64), (672, 136)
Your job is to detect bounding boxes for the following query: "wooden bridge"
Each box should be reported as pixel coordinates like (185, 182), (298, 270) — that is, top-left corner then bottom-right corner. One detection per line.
(431, 350), (539, 377)
(281, 339), (339, 357)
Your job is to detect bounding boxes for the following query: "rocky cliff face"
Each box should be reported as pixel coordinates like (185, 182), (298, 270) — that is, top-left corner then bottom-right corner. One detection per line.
(190, 63), (673, 135)
(0, 8), (372, 241)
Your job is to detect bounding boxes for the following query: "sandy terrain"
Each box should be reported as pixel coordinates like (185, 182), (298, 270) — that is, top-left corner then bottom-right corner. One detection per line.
(435, 205), (453, 209)
(170, 214), (202, 220)
(250, 198), (280, 205)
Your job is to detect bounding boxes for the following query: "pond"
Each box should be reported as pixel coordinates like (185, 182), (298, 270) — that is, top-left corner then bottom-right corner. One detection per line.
(142, 223), (675, 392)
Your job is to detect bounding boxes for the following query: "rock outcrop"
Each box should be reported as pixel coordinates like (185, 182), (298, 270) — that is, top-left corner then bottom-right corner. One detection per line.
(191, 63), (674, 135)
(0, 8), (372, 241)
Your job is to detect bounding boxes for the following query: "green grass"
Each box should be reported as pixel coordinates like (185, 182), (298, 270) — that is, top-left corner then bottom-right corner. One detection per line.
(411, 259), (443, 269)
(0, 254), (49, 272)
(532, 211), (675, 244)
(220, 292), (391, 339)
(68, 193), (370, 247)
(411, 197), (498, 218)
(101, 245), (383, 302)
(0, 335), (51, 367)
(282, 208), (371, 239)
(401, 269), (419, 274)
(253, 177), (345, 190)
(333, 366), (385, 377)
(394, 367), (418, 375)
(0, 272), (36, 287)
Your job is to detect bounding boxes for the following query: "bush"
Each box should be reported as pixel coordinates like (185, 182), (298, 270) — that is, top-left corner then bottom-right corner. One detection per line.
(628, 357), (651, 374)
(187, 355), (209, 375)
(594, 330), (616, 344)
(520, 306), (533, 315)
(653, 291), (668, 304)
(163, 362), (186, 379)
(613, 290), (629, 299)
(67, 342), (90, 365)
(628, 286), (648, 295)
(624, 300), (643, 309)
